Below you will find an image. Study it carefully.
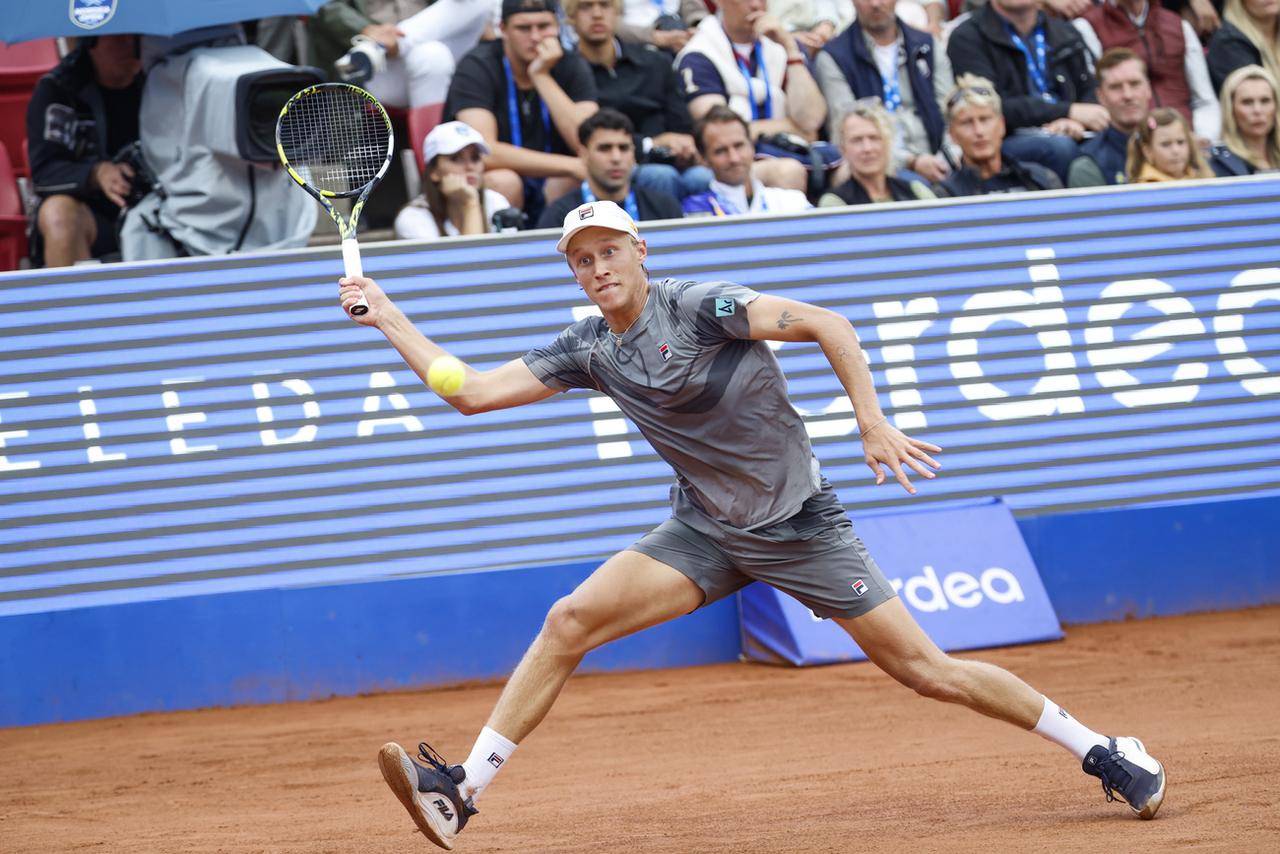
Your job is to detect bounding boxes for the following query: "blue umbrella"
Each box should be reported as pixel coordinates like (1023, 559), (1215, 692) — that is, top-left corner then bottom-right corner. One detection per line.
(2, 0), (330, 45)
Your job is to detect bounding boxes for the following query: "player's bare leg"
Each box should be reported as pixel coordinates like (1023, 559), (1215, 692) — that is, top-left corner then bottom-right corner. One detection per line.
(838, 598), (1166, 818)
(379, 550), (704, 848)
(484, 550), (704, 742)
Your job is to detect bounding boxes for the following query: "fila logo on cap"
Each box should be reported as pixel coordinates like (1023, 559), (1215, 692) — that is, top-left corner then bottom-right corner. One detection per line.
(579, 205), (594, 220)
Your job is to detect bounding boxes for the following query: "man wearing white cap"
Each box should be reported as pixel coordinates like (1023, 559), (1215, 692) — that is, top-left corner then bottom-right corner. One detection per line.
(394, 121), (515, 240)
(341, 200), (1166, 849)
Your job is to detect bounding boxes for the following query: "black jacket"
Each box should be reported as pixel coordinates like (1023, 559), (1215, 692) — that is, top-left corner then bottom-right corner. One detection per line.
(947, 6), (1096, 130)
(1208, 144), (1256, 177)
(1206, 22), (1263, 95)
(935, 157), (1062, 197)
(26, 45), (141, 204)
(535, 183), (684, 229)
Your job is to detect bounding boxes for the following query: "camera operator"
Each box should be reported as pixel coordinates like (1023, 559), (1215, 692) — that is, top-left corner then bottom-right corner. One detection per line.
(27, 35), (144, 267)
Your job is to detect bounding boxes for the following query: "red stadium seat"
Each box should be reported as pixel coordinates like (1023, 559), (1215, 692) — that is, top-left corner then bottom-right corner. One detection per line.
(0, 39), (60, 177)
(407, 102), (444, 174)
(0, 141), (29, 271)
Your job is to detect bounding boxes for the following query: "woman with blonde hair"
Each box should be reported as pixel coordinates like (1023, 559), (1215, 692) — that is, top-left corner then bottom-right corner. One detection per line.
(818, 100), (935, 207)
(1126, 107), (1216, 182)
(1207, 0), (1280, 93)
(1211, 64), (1280, 174)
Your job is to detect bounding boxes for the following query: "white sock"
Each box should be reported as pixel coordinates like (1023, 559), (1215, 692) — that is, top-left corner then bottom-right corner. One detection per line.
(459, 726), (517, 802)
(1033, 696), (1109, 762)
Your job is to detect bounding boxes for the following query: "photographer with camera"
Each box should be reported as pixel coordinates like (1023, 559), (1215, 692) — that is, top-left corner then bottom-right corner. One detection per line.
(26, 35), (145, 268)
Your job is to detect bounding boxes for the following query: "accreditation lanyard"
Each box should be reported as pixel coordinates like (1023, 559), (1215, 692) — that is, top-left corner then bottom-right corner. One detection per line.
(881, 52), (902, 113)
(504, 56), (553, 151)
(1002, 21), (1056, 103)
(710, 186), (767, 216)
(734, 42), (773, 121)
(581, 182), (640, 221)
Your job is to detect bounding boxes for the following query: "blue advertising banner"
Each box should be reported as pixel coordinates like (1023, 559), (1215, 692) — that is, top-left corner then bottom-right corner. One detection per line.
(741, 500), (1063, 665)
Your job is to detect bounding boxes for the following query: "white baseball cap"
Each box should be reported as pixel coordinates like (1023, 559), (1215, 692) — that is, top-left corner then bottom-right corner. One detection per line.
(422, 121), (491, 163)
(556, 200), (641, 253)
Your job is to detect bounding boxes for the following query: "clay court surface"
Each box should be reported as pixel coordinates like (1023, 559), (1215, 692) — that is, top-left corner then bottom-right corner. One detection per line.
(2, 606), (1277, 853)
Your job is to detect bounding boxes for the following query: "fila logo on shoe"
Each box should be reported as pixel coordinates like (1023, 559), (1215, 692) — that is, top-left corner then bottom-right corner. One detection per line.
(433, 798), (455, 821)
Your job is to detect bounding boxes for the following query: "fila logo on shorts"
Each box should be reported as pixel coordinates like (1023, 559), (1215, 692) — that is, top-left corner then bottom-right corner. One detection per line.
(579, 205), (594, 220)
(715, 298), (736, 317)
(487, 752), (504, 768)
(851, 579), (868, 596)
(658, 341), (671, 361)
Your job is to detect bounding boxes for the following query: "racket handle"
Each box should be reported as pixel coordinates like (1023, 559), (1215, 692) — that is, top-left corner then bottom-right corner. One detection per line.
(342, 238), (371, 316)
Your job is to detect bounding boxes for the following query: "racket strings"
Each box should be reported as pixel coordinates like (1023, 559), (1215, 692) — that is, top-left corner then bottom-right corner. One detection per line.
(278, 88), (390, 195)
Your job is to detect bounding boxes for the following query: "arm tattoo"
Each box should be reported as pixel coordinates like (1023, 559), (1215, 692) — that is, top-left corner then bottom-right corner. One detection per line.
(776, 310), (801, 330)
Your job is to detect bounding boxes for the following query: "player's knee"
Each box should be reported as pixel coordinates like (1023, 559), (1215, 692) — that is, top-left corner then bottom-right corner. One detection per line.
(897, 656), (965, 703)
(541, 596), (597, 657)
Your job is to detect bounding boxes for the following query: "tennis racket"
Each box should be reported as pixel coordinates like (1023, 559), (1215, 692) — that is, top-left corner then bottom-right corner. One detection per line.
(276, 83), (394, 316)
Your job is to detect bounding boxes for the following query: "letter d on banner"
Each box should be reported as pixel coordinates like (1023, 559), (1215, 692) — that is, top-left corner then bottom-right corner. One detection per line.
(740, 499), (1062, 666)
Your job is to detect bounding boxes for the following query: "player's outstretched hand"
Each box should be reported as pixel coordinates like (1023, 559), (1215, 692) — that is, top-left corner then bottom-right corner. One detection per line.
(338, 276), (390, 327)
(861, 421), (942, 495)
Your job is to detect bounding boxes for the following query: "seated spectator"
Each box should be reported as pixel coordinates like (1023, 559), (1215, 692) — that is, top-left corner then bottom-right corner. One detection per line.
(537, 109), (684, 226)
(310, 1), (489, 107)
(396, 121), (514, 239)
(1125, 106), (1215, 180)
(27, 35), (143, 268)
(816, 0), (955, 183)
(445, 0), (599, 221)
(1165, 0), (1226, 41)
(675, 0), (828, 190)
(1074, 0), (1220, 143)
(568, 0), (711, 197)
(683, 105), (814, 214)
(1067, 47), (1152, 186)
(934, 74), (1064, 195)
(818, 101), (937, 205)
(768, 0), (851, 55)
(1210, 64), (1280, 173)
(616, 0), (701, 53)
(947, 0), (1107, 180)
(1207, 0), (1280, 94)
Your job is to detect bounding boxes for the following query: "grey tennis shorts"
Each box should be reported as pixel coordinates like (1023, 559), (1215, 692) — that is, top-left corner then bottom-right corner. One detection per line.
(629, 481), (896, 619)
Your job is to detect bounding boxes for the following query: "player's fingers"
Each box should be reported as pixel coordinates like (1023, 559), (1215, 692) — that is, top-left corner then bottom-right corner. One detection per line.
(865, 455), (885, 486)
(886, 458), (916, 494)
(902, 455), (936, 479)
(907, 445), (942, 470)
(911, 439), (942, 453)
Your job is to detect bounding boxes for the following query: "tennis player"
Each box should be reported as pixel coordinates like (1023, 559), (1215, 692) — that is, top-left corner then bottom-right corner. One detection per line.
(338, 201), (1165, 849)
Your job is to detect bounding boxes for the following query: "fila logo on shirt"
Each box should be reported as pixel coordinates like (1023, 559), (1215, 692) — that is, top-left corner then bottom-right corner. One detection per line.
(714, 297), (736, 317)
(487, 752), (505, 768)
(658, 341), (672, 361)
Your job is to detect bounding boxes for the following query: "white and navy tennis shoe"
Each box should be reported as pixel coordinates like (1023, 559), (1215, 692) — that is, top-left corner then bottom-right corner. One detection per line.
(1083, 736), (1166, 819)
(378, 741), (477, 849)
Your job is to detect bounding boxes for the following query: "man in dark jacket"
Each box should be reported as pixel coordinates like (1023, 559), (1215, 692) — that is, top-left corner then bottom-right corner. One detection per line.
(815, 0), (955, 183)
(26, 35), (143, 267)
(935, 73), (1063, 197)
(947, 0), (1109, 179)
(536, 109), (683, 228)
(1067, 48), (1152, 187)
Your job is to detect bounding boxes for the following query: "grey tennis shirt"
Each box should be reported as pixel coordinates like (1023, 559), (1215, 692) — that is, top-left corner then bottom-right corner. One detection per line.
(523, 278), (823, 530)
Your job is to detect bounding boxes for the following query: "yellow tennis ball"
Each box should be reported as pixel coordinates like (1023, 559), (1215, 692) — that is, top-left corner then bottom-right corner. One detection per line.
(428, 356), (466, 396)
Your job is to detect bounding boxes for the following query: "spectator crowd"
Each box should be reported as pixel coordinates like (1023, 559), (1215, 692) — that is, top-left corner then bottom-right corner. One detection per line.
(20, 0), (1280, 266)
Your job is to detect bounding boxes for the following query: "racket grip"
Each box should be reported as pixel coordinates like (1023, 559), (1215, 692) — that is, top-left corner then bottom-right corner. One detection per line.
(341, 238), (370, 316)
